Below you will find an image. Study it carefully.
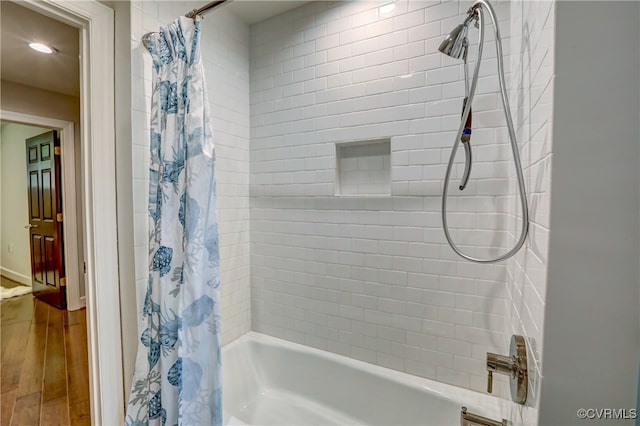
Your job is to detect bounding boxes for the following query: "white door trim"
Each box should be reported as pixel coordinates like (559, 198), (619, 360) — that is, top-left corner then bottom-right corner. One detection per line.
(0, 110), (83, 311)
(16, 1), (124, 424)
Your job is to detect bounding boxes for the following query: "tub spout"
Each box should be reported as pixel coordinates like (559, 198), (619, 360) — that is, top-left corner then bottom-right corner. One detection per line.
(460, 407), (507, 426)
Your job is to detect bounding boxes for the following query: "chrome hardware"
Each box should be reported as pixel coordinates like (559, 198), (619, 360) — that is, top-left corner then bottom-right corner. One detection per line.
(440, 0), (530, 263)
(459, 138), (472, 190)
(437, 23), (469, 59)
(460, 407), (507, 426)
(24, 224), (38, 229)
(486, 334), (528, 404)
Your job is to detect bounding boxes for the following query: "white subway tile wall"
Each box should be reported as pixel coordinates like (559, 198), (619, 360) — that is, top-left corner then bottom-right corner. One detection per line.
(130, 1), (251, 345)
(250, 0), (516, 397)
(126, 1), (555, 420)
(504, 1), (554, 424)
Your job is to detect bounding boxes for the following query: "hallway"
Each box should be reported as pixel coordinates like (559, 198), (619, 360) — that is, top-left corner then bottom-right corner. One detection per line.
(1, 284), (90, 426)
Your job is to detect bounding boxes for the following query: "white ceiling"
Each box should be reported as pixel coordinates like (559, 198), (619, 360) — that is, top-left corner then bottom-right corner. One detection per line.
(0, 1), (309, 98)
(1, 1), (80, 97)
(227, 0), (311, 24)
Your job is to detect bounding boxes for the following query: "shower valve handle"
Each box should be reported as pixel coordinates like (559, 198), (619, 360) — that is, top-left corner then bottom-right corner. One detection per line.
(485, 335), (528, 405)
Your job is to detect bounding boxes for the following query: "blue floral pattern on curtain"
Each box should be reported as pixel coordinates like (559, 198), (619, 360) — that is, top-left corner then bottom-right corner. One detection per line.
(126, 16), (221, 426)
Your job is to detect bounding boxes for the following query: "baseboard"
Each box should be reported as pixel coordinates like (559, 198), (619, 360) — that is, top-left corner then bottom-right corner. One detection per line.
(0, 267), (32, 286)
(69, 295), (87, 312)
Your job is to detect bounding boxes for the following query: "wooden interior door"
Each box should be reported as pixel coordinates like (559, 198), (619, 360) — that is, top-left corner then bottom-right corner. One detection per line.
(26, 130), (66, 309)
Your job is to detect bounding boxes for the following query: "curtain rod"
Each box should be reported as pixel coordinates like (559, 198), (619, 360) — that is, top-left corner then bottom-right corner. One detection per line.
(142, 0), (230, 51)
(185, 0), (229, 18)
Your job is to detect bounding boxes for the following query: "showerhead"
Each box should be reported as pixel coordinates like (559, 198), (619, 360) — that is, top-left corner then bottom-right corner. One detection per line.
(438, 23), (469, 59)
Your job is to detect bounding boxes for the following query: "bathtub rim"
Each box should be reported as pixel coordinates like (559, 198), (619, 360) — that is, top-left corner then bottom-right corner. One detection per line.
(223, 331), (506, 420)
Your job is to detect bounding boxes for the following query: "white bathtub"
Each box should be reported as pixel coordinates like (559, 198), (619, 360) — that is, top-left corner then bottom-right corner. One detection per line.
(222, 332), (504, 426)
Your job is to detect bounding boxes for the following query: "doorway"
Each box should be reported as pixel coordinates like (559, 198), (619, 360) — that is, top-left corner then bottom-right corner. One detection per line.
(0, 122), (49, 292)
(1, 1), (87, 422)
(1, 0), (121, 424)
(1, 120), (80, 311)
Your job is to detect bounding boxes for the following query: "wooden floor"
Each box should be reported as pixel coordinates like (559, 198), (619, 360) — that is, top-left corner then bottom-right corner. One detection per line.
(1, 284), (90, 426)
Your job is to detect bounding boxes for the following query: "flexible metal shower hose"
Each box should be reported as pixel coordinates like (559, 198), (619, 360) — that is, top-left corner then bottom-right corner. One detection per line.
(441, 0), (529, 263)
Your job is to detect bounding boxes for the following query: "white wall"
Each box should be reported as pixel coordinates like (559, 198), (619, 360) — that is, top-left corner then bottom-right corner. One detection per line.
(250, 0), (516, 396)
(0, 122), (49, 284)
(0, 80), (84, 297)
(539, 2), (639, 424)
(99, 0), (139, 396)
(129, 0), (251, 348)
(504, 1), (555, 424)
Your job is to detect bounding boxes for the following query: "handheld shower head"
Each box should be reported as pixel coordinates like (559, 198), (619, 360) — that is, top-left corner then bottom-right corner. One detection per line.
(440, 0), (530, 264)
(438, 10), (478, 59)
(438, 23), (469, 59)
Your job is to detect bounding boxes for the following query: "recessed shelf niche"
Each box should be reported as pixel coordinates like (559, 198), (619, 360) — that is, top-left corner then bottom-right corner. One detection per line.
(335, 139), (391, 196)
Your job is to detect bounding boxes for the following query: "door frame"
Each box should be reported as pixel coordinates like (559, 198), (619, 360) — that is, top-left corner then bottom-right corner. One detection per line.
(0, 111), (83, 310)
(3, 1), (123, 423)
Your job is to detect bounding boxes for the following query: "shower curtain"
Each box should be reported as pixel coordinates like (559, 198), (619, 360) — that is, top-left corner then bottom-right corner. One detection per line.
(126, 16), (222, 426)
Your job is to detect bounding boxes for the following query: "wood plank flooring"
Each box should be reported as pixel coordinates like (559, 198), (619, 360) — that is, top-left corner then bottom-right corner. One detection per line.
(1, 289), (90, 426)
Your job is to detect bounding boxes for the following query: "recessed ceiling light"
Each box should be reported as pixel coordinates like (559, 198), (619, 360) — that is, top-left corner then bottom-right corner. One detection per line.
(29, 42), (57, 54)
